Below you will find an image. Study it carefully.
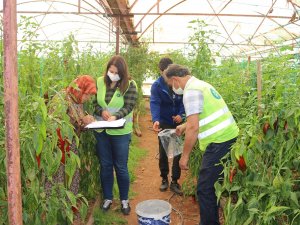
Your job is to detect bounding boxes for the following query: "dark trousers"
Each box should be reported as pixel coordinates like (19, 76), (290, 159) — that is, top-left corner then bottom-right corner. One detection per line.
(158, 123), (181, 181)
(197, 138), (237, 225)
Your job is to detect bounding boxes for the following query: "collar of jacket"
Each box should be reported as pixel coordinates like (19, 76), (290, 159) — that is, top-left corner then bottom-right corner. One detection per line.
(157, 76), (171, 93)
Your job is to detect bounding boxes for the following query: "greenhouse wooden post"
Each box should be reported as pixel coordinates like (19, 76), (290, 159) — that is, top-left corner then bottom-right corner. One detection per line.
(257, 60), (262, 117)
(3, 0), (23, 224)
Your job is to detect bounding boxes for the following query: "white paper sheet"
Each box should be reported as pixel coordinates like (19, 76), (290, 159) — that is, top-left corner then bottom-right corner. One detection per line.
(85, 118), (126, 129)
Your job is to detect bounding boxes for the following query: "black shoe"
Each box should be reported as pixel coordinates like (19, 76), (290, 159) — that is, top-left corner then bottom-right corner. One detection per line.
(102, 199), (112, 211)
(170, 181), (183, 195)
(121, 200), (131, 215)
(159, 179), (169, 192)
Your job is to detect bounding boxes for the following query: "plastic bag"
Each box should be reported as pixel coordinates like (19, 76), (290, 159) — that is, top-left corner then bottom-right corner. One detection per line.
(158, 129), (183, 158)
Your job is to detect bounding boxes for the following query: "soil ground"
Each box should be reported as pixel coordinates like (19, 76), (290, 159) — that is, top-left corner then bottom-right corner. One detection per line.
(122, 100), (200, 225)
(75, 100), (226, 225)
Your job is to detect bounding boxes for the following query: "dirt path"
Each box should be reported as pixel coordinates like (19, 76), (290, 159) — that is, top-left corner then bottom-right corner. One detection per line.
(123, 100), (200, 225)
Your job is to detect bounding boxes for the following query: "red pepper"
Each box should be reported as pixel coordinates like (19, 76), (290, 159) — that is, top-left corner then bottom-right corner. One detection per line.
(56, 127), (70, 164)
(36, 154), (41, 168)
(229, 167), (237, 183)
(236, 156), (247, 172)
(71, 206), (79, 214)
(263, 123), (270, 135)
(56, 128), (65, 150)
(284, 121), (288, 132)
(66, 142), (70, 153)
(56, 128), (63, 141)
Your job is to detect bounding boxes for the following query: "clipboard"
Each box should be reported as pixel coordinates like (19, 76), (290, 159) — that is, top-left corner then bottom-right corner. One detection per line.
(85, 118), (126, 129)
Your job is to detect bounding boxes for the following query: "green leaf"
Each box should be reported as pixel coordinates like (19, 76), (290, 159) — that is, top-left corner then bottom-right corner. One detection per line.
(33, 132), (44, 156)
(26, 169), (36, 182)
(290, 192), (299, 207)
(0, 200), (7, 207)
(65, 151), (78, 187)
(47, 150), (62, 177)
(39, 120), (47, 140)
(248, 208), (259, 213)
(79, 202), (88, 222)
(233, 196), (243, 212)
(0, 187), (5, 200)
(214, 182), (223, 201)
(266, 206), (289, 217)
(66, 207), (74, 223)
(286, 139), (294, 150)
(230, 185), (241, 192)
(38, 97), (48, 120)
(75, 153), (81, 168)
(247, 197), (258, 210)
(243, 214), (254, 225)
(45, 209), (57, 225)
(66, 190), (76, 206)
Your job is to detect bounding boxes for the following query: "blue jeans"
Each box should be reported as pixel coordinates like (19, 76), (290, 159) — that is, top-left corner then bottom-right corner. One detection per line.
(94, 131), (131, 200)
(197, 138), (236, 225)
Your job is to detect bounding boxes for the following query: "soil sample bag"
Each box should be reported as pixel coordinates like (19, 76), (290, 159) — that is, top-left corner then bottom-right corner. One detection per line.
(158, 129), (183, 158)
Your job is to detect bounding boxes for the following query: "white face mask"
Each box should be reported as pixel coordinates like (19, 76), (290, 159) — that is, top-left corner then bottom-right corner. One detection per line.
(107, 71), (120, 82)
(172, 79), (184, 95)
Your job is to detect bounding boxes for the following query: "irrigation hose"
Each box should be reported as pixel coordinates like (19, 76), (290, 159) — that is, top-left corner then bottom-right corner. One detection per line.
(167, 193), (184, 225)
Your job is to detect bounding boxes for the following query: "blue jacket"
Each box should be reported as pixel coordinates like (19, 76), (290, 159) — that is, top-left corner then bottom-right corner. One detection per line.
(150, 76), (185, 125)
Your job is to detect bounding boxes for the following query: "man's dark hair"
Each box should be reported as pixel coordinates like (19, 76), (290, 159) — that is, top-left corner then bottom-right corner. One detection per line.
(164, 64), (190, 78)
(158, 57), (173, 72)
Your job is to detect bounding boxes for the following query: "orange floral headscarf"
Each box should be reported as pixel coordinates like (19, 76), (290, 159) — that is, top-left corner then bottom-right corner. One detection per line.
(67, 75), (97, 103)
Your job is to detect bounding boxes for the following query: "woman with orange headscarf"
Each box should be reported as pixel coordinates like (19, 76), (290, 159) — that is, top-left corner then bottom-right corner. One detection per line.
(44, 75), (97, 202)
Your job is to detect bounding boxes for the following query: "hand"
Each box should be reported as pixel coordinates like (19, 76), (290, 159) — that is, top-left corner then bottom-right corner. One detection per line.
(175, 123), (186, 136)
(107, 116), (117, 121)
(102, 110), (111, 121)
(81, 115), (95, 126)
(179, 154), (189, 170)
(172, 115), (183, 124)
(152, 121), (161, 132)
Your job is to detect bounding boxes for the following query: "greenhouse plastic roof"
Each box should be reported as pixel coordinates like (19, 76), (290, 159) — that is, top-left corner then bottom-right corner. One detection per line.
(1, 0), (300, 59)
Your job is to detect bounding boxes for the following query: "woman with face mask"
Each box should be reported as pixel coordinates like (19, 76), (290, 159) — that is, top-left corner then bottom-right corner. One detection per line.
(93, 55), (138, 215)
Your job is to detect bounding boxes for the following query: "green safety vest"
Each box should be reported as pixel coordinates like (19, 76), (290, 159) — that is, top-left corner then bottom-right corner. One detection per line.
(184, 77), (239, 151)
(96, 77), (136, 135)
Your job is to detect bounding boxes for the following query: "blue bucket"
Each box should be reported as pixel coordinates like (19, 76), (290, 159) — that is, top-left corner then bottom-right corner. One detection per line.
(135, 199), (172, 225)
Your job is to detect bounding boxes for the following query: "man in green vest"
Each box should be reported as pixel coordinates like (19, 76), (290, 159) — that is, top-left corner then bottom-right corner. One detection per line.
(163, 64), (239, 225)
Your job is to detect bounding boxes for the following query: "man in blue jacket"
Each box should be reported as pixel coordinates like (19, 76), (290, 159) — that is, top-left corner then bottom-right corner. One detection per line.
(150, 57), (185, 195)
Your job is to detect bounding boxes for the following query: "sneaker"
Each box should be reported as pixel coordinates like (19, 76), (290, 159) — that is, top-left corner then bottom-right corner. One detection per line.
(102, 199), (112, 211)
(121, 200), (131, 215)
(159, 178), (169, 192)
(170, 181), (183, 195)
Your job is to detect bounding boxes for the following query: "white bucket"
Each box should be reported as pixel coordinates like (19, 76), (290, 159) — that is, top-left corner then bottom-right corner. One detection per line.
(135, 199), (172, 225)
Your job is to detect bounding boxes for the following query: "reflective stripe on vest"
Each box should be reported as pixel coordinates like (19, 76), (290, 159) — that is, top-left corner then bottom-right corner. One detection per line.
(199, 106), (229, 127)
(198, 117), (234, 139)
(184, 77), (239, 151)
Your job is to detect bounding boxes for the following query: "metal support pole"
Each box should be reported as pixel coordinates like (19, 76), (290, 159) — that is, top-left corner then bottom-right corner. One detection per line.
(246, 56), (251, 84)
(3, 0), (23, 224)
(116, 16), (120, 55)
(257, 60), (262, 117)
